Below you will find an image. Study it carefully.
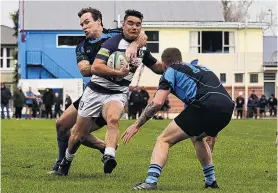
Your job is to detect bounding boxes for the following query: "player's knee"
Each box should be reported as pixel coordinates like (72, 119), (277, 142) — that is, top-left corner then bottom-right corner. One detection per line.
(56, 118), (70, 137)
(71, 129), (87, 142)
(156, 135), (170, 145)
(106, 114), (120, 126)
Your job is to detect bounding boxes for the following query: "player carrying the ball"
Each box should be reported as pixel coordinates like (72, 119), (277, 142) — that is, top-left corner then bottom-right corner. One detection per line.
(122, 47), (235, 190)
(57, 9), (165, 176)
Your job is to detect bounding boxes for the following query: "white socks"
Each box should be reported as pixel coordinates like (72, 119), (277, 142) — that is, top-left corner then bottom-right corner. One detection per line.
(65, 148), (76, 161)
(104, 147), (116, 157)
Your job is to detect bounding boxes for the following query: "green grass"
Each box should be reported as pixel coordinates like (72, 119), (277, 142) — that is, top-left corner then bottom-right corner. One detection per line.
(1, 119), (277, 193)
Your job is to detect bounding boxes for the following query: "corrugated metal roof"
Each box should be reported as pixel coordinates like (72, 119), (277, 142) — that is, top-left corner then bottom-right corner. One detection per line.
(1, 25), (17, 45)
(20, 1), (224, 30)
(263, 36), (277, 63)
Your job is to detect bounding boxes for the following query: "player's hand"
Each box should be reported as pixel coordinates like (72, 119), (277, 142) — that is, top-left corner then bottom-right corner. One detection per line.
(116, 66), (129, 77)
(125, 43), (138, 62)
(121, 124), (140, 144)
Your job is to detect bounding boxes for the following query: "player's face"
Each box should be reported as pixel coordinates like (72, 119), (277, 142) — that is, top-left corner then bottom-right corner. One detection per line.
(80, 12), (101, 39)
(122, 16), (142, 40)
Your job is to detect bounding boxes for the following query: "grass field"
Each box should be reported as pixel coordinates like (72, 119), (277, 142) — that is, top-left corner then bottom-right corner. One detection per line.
(1, 119), (277, 193)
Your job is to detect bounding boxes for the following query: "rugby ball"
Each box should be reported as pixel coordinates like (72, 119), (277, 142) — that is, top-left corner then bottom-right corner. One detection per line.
(107, 51), (129, 70)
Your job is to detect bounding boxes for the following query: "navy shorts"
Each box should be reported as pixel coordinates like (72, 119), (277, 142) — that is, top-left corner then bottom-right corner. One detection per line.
(174, 95), (234, 137)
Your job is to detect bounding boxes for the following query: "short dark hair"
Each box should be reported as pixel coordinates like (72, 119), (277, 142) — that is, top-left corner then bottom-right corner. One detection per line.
(78, 7), (103, 27)
(124, 9), (143, 21)
(161, 48), (182, 65)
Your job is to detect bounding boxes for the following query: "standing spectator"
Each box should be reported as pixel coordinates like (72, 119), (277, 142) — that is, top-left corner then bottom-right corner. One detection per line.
(129, 87), (141, 119)
(65, 94), (72, 110)
(33, 92), (43, 118)
(13, 86), (26, 119)
(258, 95), (267, 118)
(235, 92), (245, 119)
(138, 87), (149, 116)
(54, 92), (63, 118)
(25, 87), (35, 119)
(1, 82), (12, 119)
(43, 88), (54, 119)
(268, 94), (277, 117)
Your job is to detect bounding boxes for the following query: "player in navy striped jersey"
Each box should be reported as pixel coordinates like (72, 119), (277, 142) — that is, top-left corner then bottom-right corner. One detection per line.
(57, 9), (165, 176)
(50, 7), (147, 175)
(122, 48), (235, 190)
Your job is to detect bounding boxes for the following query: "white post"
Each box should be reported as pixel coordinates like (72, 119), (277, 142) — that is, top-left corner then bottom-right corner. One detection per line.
(117, 14), (121, 28)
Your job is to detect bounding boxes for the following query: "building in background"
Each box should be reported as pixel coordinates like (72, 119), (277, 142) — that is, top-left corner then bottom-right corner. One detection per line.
(18, 1), (271, 115)
(1, 25), (17, 91)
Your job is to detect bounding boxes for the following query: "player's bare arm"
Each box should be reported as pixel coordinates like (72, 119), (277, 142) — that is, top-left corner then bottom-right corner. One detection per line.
(126, 30), (147, 60)
(91, 58), (129, 77)
(78, 60), (92, 77)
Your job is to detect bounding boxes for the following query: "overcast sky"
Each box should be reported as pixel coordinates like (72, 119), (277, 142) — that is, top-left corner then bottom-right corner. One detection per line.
(1, 0), (277, 35)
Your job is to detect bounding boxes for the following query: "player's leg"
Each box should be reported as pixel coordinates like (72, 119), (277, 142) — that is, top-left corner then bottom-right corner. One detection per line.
(206, 136), (216, 153)
(56, 114), (92, 176)
(190, 137), (218, 188)
(133, 120), (188, 190)
(101, 96), (125, 174)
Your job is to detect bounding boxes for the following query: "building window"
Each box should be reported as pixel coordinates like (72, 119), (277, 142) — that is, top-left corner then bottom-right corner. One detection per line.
(190, 31), (235, 53)
(235, 73), (243, 83)
(0, 47), (15, 69)
(220, 73), (226, 83)
(57, 35), (85, 48)
(145, 31), (159, 53)
(250, 74), (258, 83)
(264, 73), (276, 80)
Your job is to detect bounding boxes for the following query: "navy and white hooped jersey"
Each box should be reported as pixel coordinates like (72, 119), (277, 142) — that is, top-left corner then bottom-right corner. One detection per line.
(89, 34), (157, 94)
(158, 63), (233, 106)
(75, 28), (122, 65)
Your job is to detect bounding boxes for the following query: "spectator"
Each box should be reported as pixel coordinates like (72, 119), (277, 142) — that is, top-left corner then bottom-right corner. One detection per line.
(1, 82), (12, 119)
(25, 87), (35, 119)
(54, 92), (63, 118)
(138, 87), (149, 116)
(65, 94), (72, 110)
(43, 88), (54, 119)
(235, 92), (245, 119)
(33, 92), (43, 118)
(129, 87), (141, 119)
(268, 94), (277, 117)
(13, 86), (26, 119)
(258, 95), (267, 118)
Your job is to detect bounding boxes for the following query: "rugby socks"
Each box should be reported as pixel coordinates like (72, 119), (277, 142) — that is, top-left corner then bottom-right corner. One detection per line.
(202, 164), (216, 185)
(65, 148), (76, 161)
(145, 164), (162, 184)
(57, 136), (69, 161)
(104, 147), (116, 157)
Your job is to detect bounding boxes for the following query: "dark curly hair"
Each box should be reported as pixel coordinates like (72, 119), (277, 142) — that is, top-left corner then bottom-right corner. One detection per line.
(124, 9), (144, 21)
(78, 7), (103, 27)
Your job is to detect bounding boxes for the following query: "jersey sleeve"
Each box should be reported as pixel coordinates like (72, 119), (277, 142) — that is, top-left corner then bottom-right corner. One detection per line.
(142, 49), (157, 67)
(158, 67), (175, 91)
(95, 35), (121, 62)
(105, 28), (122, 38)
(75, 40), (89, 63)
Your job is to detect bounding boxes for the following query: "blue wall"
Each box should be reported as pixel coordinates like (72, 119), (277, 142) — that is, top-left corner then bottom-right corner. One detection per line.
(19, 30), (90, 83)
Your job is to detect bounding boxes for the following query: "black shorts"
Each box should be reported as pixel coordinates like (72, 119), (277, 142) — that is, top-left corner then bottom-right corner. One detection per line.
(174, 93), (234, 137)
(72, 96), (107, 127)
(260, 109), (265, 113)
(73, 97), (81, 110)
(26, 104), (32, 108)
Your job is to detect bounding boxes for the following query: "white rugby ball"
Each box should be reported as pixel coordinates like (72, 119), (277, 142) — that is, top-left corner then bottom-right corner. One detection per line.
(107, 51), (129, 70)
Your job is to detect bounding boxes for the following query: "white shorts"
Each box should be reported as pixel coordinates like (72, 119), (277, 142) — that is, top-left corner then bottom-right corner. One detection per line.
(78, 87), (128, 118)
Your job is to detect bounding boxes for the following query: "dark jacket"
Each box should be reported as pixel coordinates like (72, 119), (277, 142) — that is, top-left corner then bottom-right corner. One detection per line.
(1, 86), (12, 105)
(13, 89), (26, 108)
(43, 90), (54, 106)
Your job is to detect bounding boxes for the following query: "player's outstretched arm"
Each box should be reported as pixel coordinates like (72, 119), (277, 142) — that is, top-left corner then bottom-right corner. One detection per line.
(121, 89), (171, 144)
(148, 61), (165, 75)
